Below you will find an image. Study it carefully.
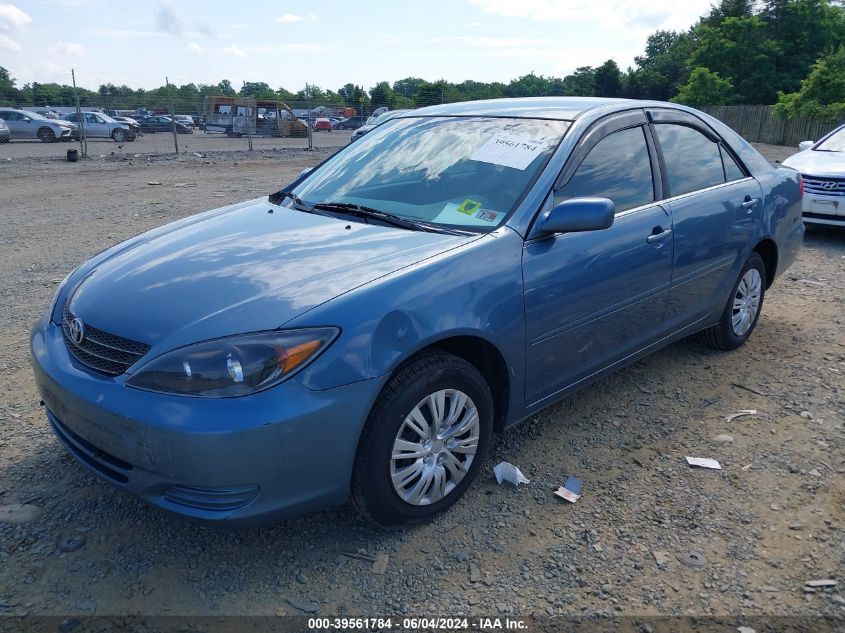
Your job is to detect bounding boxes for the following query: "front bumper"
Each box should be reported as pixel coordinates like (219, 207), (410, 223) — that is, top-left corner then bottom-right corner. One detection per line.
(30, 313), (382, 526)
(802, 193), (844, 226)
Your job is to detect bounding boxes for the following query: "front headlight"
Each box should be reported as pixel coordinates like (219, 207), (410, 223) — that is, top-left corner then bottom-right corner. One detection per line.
(126, 328), (338, 397)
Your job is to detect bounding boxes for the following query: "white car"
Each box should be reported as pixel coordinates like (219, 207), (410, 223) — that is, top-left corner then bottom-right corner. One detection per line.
(782, 124), (845, 227)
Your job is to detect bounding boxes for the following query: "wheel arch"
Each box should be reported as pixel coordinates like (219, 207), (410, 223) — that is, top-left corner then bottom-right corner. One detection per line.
(753, 238), (778, 289)
(388, 334), (511, 433)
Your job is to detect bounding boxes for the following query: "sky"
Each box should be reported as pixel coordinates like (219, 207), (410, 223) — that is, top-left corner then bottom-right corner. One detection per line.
(1, 0), (714, 92)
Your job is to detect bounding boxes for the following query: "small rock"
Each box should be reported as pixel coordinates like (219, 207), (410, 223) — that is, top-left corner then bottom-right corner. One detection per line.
(737, 627), (756, 633)
(296, 572), (308, 584)
(469, 563), (482, 583)
(808, 468), (822, 477)
(713, 434), (734, 443)
(805, 579), (837, 588)
(286, 597), (319, 614)
(800, 411), (814, 420)
(601, 583), (613, 593)
(59, 619), (82, 633)
(372, 553), (389, 575)
(0, 504), (42, 524)
(58, 537), (86, 553)
(75, 599), (96, 613)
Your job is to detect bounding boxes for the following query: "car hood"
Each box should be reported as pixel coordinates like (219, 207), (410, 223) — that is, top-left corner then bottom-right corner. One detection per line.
(68, 197), (473, 354)
(782, 149), (845, 177)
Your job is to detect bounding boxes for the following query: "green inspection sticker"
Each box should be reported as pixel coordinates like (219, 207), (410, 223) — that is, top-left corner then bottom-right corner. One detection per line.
(456, 199), (482, 215)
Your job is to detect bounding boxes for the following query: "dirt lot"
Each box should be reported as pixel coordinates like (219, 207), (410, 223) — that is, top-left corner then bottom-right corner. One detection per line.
(0, 147), (842, 627)
(0, 129), (351, 160)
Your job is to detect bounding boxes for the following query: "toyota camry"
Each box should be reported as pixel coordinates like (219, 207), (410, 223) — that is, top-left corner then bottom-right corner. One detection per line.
(31, 97), (804, 526)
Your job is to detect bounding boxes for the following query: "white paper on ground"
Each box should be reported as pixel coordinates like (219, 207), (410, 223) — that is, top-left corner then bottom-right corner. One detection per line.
(493, 461), (530, 486)
(686, 456), (723, 470)
(554, 487), (580, 503)
(725, 409), (757, 423)
(469, 134), (548, 170)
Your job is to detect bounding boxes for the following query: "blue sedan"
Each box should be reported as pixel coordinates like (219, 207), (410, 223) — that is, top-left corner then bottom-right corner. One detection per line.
(31, 98), (804, 526)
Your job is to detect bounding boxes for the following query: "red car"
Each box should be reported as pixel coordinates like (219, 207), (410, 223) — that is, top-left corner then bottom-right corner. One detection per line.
(313, 117), (332, 132)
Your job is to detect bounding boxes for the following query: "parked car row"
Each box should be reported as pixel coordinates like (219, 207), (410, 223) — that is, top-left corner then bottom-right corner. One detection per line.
(350, 109), (413, 142)
(0, 108), (77, 142)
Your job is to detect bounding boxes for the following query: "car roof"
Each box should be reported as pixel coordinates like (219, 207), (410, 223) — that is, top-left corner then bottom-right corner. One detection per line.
(403, 97), (638, 120)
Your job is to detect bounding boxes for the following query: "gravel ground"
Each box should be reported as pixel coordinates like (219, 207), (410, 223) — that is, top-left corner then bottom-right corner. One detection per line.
(0, 146), (842, 624)
(0, 129), (351, 160)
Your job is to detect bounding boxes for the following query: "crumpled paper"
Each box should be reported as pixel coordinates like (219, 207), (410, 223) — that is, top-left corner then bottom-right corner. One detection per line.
(493, 461), (530, 486)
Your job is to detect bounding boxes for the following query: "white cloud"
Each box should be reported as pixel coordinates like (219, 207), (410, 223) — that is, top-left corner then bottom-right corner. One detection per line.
(0, 3), (30, 31)
(308, 13), (318, 21)
(187, 41), (202, 54)
(0, 32), (19, 49)
(276, 13), (304, 23)
(54, 40), (84, 56)
(468, 0), (710, 32)
(223, 44), (246, 58)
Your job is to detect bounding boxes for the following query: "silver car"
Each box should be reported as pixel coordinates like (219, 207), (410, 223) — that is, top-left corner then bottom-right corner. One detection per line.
(0, 117), (9, 143)
(64, 111), (135, 142)
(0, 108), (76, 142)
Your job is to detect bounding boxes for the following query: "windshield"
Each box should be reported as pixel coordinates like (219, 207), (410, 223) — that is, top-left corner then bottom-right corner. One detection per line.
(815, 127), (845, 152)
(292, 116), (570, 232)
(22, 110), (48, 120)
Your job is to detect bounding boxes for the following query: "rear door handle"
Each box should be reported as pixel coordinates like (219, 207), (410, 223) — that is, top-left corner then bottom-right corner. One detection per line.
(741, 196), (759, 211)
(647, 227), (672, 244)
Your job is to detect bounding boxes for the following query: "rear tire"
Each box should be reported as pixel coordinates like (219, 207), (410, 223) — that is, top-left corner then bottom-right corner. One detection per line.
(37, 127), (56, 143)
(351, 352), (493, 526)
(700, 252), (766, 351)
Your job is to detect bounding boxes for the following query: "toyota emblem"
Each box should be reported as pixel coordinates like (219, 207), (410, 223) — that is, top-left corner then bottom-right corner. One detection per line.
(69, 317), (85, 345)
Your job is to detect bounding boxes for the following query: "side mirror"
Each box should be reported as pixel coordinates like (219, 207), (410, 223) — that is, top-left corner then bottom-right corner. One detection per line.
(540, 197), (615, 234)
(22, 117), (30, 122)
(798, 140), (813, 151)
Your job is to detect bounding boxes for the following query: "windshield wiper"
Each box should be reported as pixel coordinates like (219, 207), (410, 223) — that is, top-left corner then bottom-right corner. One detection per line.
(310, 201), (448, 233)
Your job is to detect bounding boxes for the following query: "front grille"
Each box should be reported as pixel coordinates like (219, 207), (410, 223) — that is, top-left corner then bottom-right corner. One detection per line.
(62, 305), (150, 376)
(804, 175), (845, 197)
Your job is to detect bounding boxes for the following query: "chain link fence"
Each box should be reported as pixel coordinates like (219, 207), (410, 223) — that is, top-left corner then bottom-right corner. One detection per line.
(0, 74), (407, 159)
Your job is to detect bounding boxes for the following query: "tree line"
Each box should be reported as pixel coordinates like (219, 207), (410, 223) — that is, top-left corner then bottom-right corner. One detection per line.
(1, 0), (843, 120)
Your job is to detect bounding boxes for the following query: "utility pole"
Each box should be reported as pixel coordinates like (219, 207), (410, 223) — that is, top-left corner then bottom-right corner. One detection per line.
(71, 69), (86, 158)
(166, 76), (178, 154)
(306, 83), (313, 151)
(246, 97), (254, 151)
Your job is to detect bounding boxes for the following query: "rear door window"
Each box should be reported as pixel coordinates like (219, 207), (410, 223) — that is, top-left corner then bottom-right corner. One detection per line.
(557, 125), (655, 213)
(654, 124), (725, 196)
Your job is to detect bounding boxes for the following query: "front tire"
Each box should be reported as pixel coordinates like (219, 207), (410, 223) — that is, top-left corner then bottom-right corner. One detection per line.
(37, 127), (56, 143)
(351, 352), (493, 526)
(700, 252), (766, 351)
(111, 128), (125, 142)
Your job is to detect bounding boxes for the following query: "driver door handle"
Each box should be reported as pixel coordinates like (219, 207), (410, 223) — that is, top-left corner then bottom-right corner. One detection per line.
(647, 227), (672, 244)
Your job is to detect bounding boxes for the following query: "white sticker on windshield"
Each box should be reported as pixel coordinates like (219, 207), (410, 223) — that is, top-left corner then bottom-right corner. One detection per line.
(433, 203), (505, 226)
(469, 134), (549, 170)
